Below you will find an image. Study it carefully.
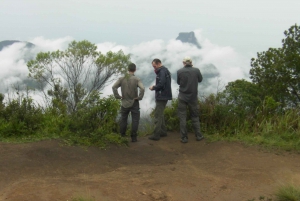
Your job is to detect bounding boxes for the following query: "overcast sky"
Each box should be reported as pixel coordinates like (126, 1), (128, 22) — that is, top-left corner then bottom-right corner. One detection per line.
(0, 0), (299, 112)
(1, 0), (299, 56)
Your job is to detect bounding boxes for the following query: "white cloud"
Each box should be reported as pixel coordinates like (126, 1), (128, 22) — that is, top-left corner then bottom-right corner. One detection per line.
(29, 36), (73, 52)
(95, 30), (251, 113)
(0, 31), (251, 114)
(0, 43), (29, 91)
(96, 42), (127, 54)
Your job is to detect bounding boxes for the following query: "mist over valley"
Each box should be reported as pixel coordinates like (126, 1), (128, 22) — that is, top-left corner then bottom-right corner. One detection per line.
(0, 31), (250, 112)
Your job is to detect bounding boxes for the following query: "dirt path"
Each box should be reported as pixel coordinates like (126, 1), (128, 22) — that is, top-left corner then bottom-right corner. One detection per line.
(0, 133), (300, 201)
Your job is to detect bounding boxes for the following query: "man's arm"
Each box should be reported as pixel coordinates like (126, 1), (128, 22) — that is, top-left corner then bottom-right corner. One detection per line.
(153, 69), (166, 91)
(137, 79), (145, 100)
(198, 69), (203, 83)
(112, 78), (122, 99)
(177, 71), (180, 85)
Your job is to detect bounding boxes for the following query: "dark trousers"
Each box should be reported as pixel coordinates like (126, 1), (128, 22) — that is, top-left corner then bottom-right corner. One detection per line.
(120, 101), (140, 137)
(153, 100), (168, 138)
(177, 99), (202, 139)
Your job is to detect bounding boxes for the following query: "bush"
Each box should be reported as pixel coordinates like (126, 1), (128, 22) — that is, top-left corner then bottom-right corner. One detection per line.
(0, 91), (127, 147)
(275, 185), (300, 201)
(160, 93), (300, 150)
(66, 92), (121, 145)
(0, 95), (44, 137)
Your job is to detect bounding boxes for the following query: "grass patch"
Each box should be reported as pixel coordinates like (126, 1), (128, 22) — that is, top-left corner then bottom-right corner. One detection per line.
(204, 131), (300, 152)
(0, 132), (61, 144)
(0, 132), (129, 149)
(138, 115), (154, 137)
(246, 185), (300, 201)
(71, 196), (95, 201)
(275, 185), (300, 201)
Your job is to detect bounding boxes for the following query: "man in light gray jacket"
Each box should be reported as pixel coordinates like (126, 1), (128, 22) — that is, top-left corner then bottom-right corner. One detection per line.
(112, 63), (145, 142)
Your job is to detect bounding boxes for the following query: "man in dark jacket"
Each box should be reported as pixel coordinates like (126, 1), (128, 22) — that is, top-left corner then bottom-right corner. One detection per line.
(177, 56), (204, 143)
(112, 63), (145, 142)
(148, 58), (172, 141)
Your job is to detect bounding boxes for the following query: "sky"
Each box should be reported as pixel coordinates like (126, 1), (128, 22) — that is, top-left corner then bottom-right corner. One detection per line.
(0, 0), (299, 112)
(1, 0), (299, 56)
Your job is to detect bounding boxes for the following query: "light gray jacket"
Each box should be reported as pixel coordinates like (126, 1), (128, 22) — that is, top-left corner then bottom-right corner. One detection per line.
(112, 74), (145, 108)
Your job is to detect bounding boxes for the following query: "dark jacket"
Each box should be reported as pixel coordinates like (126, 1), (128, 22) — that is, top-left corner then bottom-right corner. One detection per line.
(153, 66), (172, 100)
(177, 65), (202, 102)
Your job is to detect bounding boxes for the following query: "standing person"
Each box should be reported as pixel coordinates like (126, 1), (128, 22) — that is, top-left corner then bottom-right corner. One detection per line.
(148, 59), (172, 141)
(177, 56), (204, 143)
(112, 63), (145, 142)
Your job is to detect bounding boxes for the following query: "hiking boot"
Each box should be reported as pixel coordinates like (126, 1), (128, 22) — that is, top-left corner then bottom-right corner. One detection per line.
(148, 135), (160, 141)
(181, 137), (188, 143)
(160, 133), (167, 137)
(196, 136), (204, 141)
(131, 136), (137, 142)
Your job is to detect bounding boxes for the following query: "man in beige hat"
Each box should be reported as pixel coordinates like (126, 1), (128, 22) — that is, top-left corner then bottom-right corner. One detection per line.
(177, 56), (204, 143)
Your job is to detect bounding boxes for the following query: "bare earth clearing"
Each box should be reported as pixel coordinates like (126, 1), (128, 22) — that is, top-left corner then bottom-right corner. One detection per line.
(1, 132), (300, 201)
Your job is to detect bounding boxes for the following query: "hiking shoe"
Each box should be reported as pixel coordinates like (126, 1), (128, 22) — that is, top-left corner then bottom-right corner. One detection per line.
(160, 133), (168, 137)
(196, 136), (204, 141)
(148, 136), (160, 141)
(131, 136), (137, 142)
(181, 137), (188, 143)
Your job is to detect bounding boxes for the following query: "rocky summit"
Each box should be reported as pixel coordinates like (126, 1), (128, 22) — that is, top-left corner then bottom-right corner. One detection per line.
(176, 31), (201, 48)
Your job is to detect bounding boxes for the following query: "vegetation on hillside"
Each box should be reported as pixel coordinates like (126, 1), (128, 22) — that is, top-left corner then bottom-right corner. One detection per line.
(157, 24), (300, 150)
(0, 24), (299, 150)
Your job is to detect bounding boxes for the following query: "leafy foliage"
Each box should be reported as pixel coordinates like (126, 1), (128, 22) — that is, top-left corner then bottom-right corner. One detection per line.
(0, 93), (43, 137)
(220, 79), (263, 116)
(0, 90), (125, 147)
(27, 40), (131, 113)
(66, 93), (123, 146)
(250, 24), (300, 108)
(0, 40), (131, 147)
(1, 27), (300, 150)
(275, 185), (300, 201)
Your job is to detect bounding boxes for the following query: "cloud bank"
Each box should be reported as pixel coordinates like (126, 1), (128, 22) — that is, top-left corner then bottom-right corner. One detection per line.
(0, 31), (251, 113)
(96, 30), (251, 112)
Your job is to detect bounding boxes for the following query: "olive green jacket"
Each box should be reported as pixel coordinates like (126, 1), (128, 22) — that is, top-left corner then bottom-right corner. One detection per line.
(112, 74), (145, 108)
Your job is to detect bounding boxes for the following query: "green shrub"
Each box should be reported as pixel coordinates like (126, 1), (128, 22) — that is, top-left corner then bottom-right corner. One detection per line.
(72, 197), (95, 201)
(0, 96), (44, 137)
(275, 185), (300, 201)
(0, 91), (127, 147)
(67, 92), (121, 144)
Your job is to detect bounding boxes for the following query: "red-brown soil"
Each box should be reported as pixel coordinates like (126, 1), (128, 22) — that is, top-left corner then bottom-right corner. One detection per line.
(1, 133), (300, 201)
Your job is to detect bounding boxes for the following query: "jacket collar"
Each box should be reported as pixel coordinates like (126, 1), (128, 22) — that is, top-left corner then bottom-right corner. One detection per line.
(155, 65), (165, 74)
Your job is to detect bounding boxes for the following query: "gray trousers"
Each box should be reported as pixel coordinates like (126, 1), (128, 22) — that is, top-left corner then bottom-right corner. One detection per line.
(177, 99), (202, 139)
(120, 101), (140, 137)
(153, 100), (168, 137)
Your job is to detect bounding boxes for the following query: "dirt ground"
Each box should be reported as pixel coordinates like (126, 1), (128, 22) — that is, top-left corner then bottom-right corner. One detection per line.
(1, 133), (300, 201)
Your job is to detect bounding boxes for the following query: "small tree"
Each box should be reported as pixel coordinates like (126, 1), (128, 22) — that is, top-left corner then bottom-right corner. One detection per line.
(250, 24), (300, 108)
(219, 79), (263, 116)
(27, 40), (131, 113)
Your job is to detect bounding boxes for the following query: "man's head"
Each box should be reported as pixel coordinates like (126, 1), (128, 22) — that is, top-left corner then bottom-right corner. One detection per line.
(152, 58), (162, 69)
(183, 56), (192, 66)
(128, 63), (136, 72)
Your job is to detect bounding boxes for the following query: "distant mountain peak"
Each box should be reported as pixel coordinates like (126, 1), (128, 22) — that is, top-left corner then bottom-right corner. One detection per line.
(0, 40), (35, 51)
(176, 31), (201, 48)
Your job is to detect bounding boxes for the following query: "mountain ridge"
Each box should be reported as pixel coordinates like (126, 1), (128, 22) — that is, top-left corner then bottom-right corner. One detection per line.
(0, 40), (35, 51)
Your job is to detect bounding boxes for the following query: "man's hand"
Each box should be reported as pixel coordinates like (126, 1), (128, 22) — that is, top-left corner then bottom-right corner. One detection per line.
(149, 86), (154, 91)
